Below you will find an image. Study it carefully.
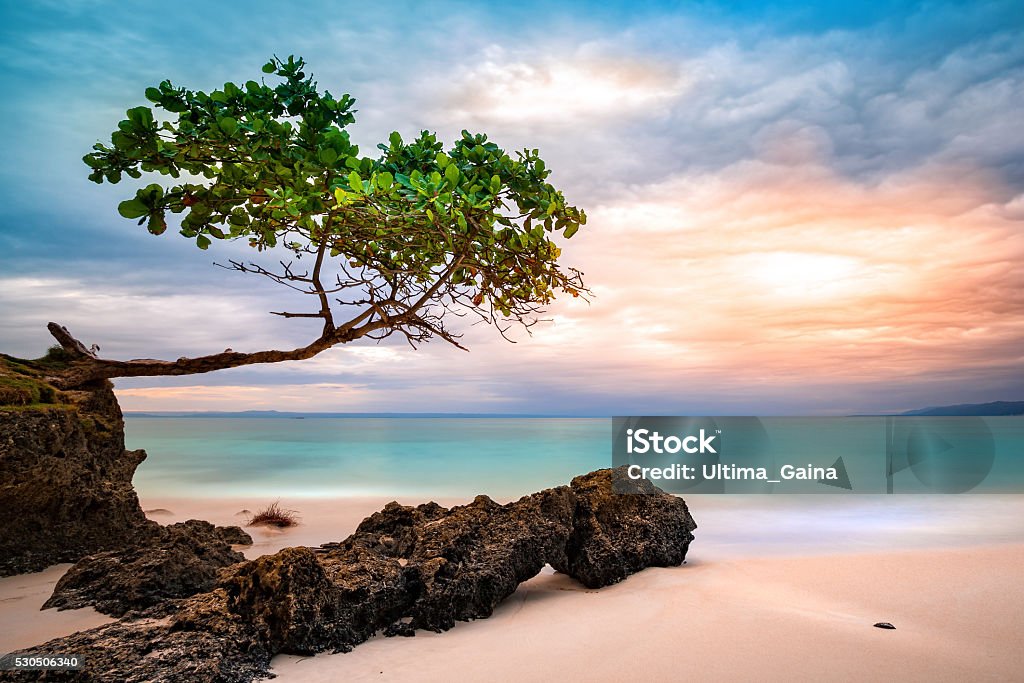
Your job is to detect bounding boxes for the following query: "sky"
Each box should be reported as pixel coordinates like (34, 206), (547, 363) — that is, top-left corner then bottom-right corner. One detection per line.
(0, 0), (1022, 415)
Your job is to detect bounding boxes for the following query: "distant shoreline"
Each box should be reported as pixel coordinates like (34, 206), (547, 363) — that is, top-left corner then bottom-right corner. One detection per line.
(122, 398), (1024, 419)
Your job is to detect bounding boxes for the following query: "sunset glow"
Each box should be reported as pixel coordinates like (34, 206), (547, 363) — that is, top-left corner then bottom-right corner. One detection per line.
(1, 1), (1021, 414)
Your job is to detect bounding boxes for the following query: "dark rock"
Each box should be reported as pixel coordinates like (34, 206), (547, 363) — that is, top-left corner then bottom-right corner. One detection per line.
(224, 547), (342, 654)
(42, 520), (253, 616)
(383, 619), (416, 637)
(555, 468), (697, 588)
(874, 622), (896, 629)
(399, 488), (576, 631)
(1, 353), (252, 579)
(0, 377), (160, 576)
(0, 592), (271, 683)
(214, 523), (255, 546)
(1, 467), (696, 683)
(350, 500), (448, 556)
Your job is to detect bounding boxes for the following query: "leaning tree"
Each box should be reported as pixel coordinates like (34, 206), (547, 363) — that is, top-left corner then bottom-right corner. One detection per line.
(47, 56), (587, 389)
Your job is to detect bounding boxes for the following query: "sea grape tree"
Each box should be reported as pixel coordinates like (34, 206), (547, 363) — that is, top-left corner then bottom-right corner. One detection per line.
(49, 56), (587, 388)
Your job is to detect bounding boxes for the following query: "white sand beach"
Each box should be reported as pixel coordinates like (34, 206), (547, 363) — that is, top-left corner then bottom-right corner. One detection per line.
(273, 544), (1024, 682)
(2, 495), (1023, 682)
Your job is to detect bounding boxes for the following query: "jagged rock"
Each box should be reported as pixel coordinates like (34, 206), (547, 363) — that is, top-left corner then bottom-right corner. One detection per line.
(226, 545), (411, 656)
(555, 468), (697, 588)
(213, 523), (256, 546)
(399, 488), (576, 631)
(1, 354), (254, 579)
(42, 520), (253, 617)
(0, 592), (270, 683)
(349, 500), (448, 556)
(0, 363), (160, 576)
(0, 468), (696, 683)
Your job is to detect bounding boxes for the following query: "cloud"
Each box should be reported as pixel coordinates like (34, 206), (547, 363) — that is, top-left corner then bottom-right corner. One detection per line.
(443, 46), (687, 125)
(533, 156), (1024, 404)
(115, 378), (520, 413)
(1, 1), (1023, 414)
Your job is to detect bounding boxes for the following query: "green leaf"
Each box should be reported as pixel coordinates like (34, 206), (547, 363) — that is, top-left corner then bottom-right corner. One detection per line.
(126, 106), (154, 129)
(318, 148), (338, 165)
(262, 61), (276, 73)
(117, 199), (149, 219)
(196, 235), (211, 250)
(218, 117), (238, 135)
(147, 213), (167, 235)
(563, 224), (579, 239)
(444, 163), (459, 185)
(144, 87), (162, 103)
(348, 170), (362, 193)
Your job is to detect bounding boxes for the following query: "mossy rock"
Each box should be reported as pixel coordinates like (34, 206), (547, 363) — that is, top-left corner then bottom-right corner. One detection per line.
(0, 350), (70, 409)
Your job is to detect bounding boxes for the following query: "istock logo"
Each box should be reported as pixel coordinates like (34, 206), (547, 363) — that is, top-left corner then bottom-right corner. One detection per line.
(614, 415), (1013, 495)
(626, 428), (718, 454)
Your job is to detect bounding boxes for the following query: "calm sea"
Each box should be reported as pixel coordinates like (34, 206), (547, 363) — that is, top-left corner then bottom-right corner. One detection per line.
(126, 417), (607, 499)
(124, 416), (1024, 553)
(126, 416), (1024, 499)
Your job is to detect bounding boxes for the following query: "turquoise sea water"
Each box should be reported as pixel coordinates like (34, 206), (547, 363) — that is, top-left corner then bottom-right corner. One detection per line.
(127, 417), (608, 499)
(125, 416), (1024, 552)
(126, 416), (1024, 499)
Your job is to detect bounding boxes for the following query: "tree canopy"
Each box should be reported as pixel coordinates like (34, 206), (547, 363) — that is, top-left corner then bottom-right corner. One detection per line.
(50, 56), (587, 387)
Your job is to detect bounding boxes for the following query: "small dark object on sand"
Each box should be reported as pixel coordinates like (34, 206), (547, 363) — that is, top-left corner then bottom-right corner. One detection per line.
(874, 622), (896, 629)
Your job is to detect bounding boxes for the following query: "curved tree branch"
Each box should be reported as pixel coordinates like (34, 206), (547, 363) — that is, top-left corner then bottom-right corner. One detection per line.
(46, 322), (346, 389)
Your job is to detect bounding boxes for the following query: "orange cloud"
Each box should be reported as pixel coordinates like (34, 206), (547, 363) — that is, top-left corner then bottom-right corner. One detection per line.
(523, 155), (1024, 399)
(117, 153), (1024, 413)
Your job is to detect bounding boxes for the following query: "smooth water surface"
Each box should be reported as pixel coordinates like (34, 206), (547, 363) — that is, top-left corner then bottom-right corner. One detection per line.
(127, 417), (607, 498)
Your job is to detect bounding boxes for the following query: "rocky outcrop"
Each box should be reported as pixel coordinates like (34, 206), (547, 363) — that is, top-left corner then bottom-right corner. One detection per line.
(0, 353), (160, 576)
(0, 469), (696, 683)
(42, 520), (253, 616)
(557, 468), (696, 587)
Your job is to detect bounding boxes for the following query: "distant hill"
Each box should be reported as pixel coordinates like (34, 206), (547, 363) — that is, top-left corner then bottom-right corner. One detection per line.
(901, 401), (1024, 416)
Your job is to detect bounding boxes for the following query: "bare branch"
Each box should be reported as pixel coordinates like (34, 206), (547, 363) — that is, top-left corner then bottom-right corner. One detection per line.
(46, 323), (97, 359)
(46, 324), (339, 389)
(270, 311), (328, 319)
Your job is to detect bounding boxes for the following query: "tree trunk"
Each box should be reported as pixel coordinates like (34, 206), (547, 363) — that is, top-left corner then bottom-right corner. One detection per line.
(45, 322), (343, 389)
